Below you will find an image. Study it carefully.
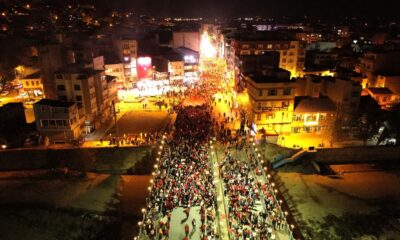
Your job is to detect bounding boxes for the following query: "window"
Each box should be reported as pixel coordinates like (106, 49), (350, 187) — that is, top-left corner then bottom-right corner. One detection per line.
(267, 44), (272, 49)
(290, 44), (296, 49)
(57, 85), (66, 91)
(315, 126), (322, 133)
(282, 101), (290, 107)
(36, 81), (40, 85)
(282, 58), (287, 63)
(62, 120), (68, 126)
(293, 114), (302, 122)
(283, 51), (287, 56)
(76, 95), (82, 102)
(257, 44), (264, 49)
(26, 81), (30, 86)
(319, 114), (326, 121)
(306, 114), (317, 122)
(258, 90), (263, 96)
(49, 120), (56, 126)
(292, 127), (301, 133)
(56, 120), (63, 126)
(268, 89), (277, 96)
(257, 114), (261, 120)
(41, 120), (49, 127)
(56, 74), (62, 79)
(74, 84), (81, 91)
(304, 126), (312, 133)
(283, 88), (291, 96)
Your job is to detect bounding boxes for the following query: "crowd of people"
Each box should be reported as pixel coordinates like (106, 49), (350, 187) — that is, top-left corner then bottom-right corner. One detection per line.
(104, 132), (160, 146)
(220, 146), (288, 240)
(141, 105), (219, 240)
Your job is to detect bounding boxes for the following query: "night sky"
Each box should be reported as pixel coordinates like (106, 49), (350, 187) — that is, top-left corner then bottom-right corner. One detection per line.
(97, 0), (400, 19)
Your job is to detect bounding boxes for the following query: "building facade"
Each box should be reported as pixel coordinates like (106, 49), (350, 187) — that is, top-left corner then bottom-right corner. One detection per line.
(245, 72), (297, 134)
(20, 71), (44, 98)
(33, 99), (82, 144)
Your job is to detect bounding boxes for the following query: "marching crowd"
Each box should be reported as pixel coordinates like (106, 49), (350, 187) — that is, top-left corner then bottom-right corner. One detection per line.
(142, 105), (219, 240)
(220, 147), (288, 240)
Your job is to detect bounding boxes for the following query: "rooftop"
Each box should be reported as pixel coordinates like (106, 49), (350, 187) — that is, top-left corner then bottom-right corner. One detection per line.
(367, 87), (393, 95)
(21, 71), (41, 79)
(294, 96), (336, 113)
(55, 65), (103, 78)
(246, 69), (291, 83)
(34, 99), (75, 108)
(226, 31), (295, 42)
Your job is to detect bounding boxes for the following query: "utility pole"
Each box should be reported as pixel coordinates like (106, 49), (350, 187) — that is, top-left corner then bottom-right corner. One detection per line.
(112, 100), (119, 146)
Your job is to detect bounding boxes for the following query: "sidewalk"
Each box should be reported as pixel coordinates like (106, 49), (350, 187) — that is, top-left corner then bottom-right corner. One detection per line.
(211, 143), (230, 240)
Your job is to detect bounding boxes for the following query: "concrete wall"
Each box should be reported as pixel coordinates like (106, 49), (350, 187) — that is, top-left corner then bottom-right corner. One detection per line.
(312, 146), (400, 163)
(0, 146), (155, 174)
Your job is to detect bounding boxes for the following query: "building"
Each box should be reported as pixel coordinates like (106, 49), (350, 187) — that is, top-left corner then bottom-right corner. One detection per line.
(295, 32), (323, 44)
(112, 39), (138, 82)
(54, 66), (113, 133)
(296, 76), (362, 128)
(166, 55), (184, 83)
(375, 74), (400, 94)
(38, 44), (66, 99)
(228, 32), (306, 77)
(244, 70), (297, 134)
(306, 51), (338, 67)
(20, 71), (44, 98)
(174, 47), (200, 83)
(366, 87), (397, 109)
(355, 51), (400, 87)
(291, 96), (336, 137)
(105, 61), (126, 89)
(33, 99), (82, 144)
(173, 32), (200, 52)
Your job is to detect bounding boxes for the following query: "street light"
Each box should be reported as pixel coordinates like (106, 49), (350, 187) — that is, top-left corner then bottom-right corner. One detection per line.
(1, 144), (6, 149)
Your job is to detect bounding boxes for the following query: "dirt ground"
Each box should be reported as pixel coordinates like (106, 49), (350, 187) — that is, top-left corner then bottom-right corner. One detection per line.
(277, 164), (400, 240)
(0, 170), (151, 240)
(108, 111), (171, 137)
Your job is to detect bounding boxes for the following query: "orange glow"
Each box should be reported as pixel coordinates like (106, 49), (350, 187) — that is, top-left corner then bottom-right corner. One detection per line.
(200, 32), (217, 59)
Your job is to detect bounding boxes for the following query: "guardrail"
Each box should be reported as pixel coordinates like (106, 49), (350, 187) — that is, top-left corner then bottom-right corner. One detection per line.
(250, 138), (296, 240)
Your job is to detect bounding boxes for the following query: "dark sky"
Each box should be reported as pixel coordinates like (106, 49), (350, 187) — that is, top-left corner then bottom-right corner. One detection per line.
(98, 0), (400, 19)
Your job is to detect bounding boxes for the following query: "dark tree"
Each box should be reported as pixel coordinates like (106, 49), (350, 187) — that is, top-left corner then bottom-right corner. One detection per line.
(357, 96), (383, 146)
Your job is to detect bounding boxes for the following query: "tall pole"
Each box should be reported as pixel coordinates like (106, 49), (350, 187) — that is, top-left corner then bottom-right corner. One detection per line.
(113, 100), (119, 146)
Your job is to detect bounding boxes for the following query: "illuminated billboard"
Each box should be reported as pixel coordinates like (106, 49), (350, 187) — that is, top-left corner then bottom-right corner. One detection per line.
(137, 56), (152, 80)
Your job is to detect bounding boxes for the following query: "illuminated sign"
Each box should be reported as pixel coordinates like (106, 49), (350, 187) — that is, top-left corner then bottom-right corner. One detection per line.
(137, 57), (152, 80)
(184, 55), (196, 63)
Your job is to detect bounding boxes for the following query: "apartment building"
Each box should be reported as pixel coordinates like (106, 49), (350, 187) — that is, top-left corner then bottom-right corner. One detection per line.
(54, 66), (113, 133)
(20, 71), (44, 98)
(33, 99), (82, 144)
(244, 70), (297, 134)
(113, 39), (138, 82)
(230, 33), (306, 77)
(291, 96), (336, 136)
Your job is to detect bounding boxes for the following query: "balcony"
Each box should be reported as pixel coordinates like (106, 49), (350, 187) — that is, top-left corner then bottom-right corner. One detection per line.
(260, 106), (289, 111)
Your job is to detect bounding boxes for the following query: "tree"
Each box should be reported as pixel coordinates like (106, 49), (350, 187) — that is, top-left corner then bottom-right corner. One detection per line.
(356, 97), (383, 146)
(384, 102), (400, 145)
